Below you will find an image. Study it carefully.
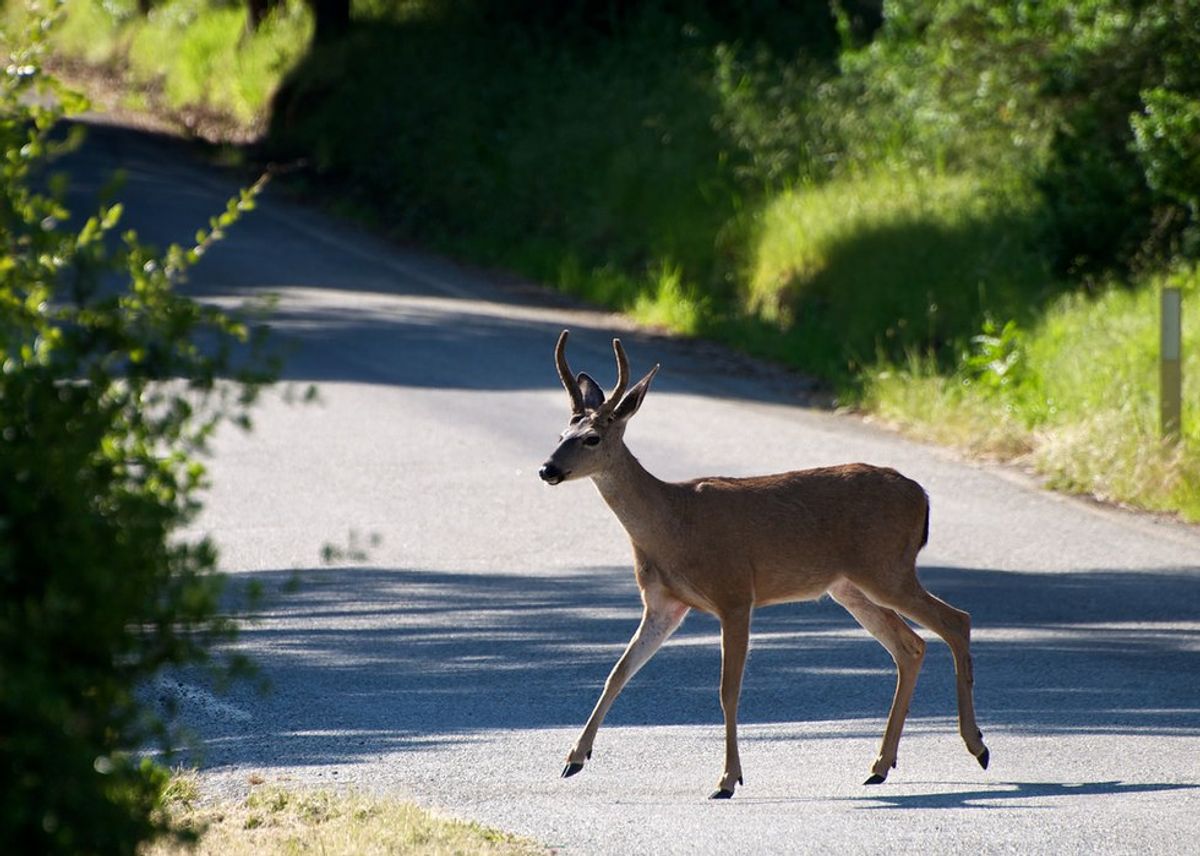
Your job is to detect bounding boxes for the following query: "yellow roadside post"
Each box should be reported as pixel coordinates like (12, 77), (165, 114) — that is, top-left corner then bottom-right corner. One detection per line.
(1161, 285), (1182, 440)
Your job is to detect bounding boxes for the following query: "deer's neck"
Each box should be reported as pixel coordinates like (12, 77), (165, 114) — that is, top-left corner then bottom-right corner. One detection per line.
(590, 444), (680, 550)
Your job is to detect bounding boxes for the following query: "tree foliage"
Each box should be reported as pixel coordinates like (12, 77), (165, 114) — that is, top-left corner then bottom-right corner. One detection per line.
(844, 0), (1200, 270)
(0, 9), (273, 854)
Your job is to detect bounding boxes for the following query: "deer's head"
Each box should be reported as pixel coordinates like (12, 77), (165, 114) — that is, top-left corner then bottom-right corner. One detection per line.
(539, 330), (659, 485)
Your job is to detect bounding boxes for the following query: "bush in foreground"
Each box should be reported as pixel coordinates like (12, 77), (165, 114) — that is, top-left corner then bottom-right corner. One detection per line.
(1, 12), (272, 853)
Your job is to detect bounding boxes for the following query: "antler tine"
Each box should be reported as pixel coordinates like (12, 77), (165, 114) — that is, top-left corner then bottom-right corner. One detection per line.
(607, 337), (629, 407)
(555, 329), (585, 414)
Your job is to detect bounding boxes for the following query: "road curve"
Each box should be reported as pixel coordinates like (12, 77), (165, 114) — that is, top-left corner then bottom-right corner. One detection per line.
(62, 119), (1200, 855)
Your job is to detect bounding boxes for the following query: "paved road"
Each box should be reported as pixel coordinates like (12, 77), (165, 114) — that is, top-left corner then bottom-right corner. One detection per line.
(63, 121), (1200, 854)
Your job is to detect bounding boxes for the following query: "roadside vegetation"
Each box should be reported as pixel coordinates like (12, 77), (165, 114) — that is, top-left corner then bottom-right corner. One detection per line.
(1, 10), (274, 853)
(144, 773), (546, 856)
(25, 0), (1200, 519)
(41, 0), (311, 129)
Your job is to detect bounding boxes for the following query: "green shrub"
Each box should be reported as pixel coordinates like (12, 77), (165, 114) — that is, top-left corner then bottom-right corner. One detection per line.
(1, 14), (273, 854)
(835, 0), (1200, 270)
(710, 43), (841, 188)
(1132, 87), (1200, 257)
(960, 318), (1038, 402)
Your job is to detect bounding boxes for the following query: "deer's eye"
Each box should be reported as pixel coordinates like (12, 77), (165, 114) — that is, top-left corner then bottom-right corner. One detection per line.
(583, 435), (601, 447)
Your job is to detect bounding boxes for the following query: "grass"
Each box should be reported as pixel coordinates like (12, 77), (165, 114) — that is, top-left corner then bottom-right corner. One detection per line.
(144, 772), (546, 856)
(740, 168), (1052, 379)
(38, 0), (310, 128)
(41, 0), (127, 65)
(128, 0), (309, 126)
(864, 265), (1200, 520)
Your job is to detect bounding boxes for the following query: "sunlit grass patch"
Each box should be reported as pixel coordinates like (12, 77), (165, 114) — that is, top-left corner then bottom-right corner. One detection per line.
(145, 772), (546, 856)
(43, 0), (133, 65)
(1027, 269), (1200, 516)
(1033, 409), (1200, 515)
(744, 169), (1050, 376)
(40, 0), (310, 127)
(863, 357), (1034, 459)
(126, 0), (310, 125)
(864, 265), (1200, 520)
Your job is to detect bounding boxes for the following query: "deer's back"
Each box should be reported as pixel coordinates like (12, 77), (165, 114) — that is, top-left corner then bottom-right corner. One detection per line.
(671, 463), (929, 607)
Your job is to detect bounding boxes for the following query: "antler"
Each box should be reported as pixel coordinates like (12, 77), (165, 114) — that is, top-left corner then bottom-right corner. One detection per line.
(555, 329), (585, 414)
(556, 331), (632, 416)
(601, 338), (630, 413)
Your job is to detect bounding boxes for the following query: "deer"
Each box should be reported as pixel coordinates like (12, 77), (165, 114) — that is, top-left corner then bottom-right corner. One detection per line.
(538, 330), (989, 799)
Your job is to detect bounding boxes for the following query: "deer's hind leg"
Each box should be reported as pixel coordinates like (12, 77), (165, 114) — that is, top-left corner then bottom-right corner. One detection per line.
(857, 576), (990, 773)
(828, 579), (926, 784)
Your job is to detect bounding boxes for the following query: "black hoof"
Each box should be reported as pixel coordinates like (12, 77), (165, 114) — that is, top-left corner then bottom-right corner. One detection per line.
(709, 789), (735, 800)
(976, 748), (990, 770)
(561, 762), (584, 778)
(863, 774), (887, 785)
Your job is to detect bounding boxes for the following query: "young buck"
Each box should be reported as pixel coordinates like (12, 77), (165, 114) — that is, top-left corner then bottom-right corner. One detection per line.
(539, 330), (989, 799)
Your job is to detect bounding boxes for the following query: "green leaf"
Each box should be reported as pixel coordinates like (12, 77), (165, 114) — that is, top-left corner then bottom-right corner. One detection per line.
(101, 203), (123, 230)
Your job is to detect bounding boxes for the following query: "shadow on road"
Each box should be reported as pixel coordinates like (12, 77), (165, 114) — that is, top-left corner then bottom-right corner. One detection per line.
(58, 121), (818, 405)
(178, 562), (1200, 771)
(845, 780), (1200, 810)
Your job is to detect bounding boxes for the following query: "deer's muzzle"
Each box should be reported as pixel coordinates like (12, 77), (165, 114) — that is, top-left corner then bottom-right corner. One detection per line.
(539, 462), (567, 485)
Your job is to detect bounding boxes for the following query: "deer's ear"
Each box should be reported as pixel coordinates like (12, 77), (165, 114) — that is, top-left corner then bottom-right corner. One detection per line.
(577, 372), (606, 411)
(612, 364), (659, 422)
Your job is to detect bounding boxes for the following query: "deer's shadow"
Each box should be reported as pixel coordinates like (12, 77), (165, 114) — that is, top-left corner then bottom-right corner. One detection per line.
(845, 780), (1200, 811)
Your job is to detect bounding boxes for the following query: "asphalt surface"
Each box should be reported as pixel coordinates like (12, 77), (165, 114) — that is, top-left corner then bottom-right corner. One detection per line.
(61, 120), (1200, 855)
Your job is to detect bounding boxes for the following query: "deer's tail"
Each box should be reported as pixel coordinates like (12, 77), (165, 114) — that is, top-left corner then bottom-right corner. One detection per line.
(920, 494), (930, 549)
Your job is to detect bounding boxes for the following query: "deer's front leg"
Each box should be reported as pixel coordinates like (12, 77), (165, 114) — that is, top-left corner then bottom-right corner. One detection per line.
(562, 585), (689, 778)
(711, 606), (752, 799)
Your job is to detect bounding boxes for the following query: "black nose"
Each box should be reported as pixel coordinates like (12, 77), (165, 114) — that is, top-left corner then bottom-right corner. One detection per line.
(539, 463), (563, 484)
